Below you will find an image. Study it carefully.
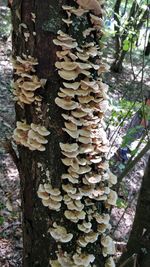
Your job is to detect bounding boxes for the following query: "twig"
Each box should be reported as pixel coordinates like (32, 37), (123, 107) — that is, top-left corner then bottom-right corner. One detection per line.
(126, 130), (148, 167)
(118, 141), (150, 183)
(139, 5), (150, 142)
(133, 254), (137, 267)
(107, 102), (137, 157)
(129, 38), (136, 80)
(1, 222), (21, 232)
(119, 254), (137, 267)
(112, 194), (135, 234)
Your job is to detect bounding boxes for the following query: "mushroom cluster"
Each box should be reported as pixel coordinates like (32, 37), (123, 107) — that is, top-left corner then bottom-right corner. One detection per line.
(50, 0), (117, 266)
(13, 121), (50, 151)
(37, 183), (62, 210)
(48, 222), (73, 243)
(50, 250), (95, 267)
(101, 235), (116, 257)
(30, 0), (117, 266)
(12, 55), (45, 106)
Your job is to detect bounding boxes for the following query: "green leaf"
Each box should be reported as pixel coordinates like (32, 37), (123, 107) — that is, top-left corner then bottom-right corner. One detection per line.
(0, 216), (4, 226)
(116, 198), (127, 209)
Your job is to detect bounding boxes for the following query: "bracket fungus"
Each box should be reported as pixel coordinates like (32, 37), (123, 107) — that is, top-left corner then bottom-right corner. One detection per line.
(37, 184), (62, 211)
(78, 231), (99, 247)
(73, 252), (95, 266)
(13, 122), (50, 151)
(49, 223), (73, 243)
(101, 235), (116, 257)
(25, 0), (119, 266)
(12, 55), (46, 106)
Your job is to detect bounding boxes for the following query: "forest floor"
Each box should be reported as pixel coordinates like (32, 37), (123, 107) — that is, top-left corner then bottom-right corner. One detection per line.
(0, 3), (150, 267)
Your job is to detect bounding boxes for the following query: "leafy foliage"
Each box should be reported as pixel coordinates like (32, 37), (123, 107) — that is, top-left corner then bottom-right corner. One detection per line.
(0, 7), (11, 39)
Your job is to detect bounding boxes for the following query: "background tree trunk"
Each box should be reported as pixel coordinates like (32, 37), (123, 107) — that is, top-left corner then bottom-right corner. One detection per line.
(117, 155), (150, 267)
(111, 0), (149, 73)
(113, 0), (122, 63)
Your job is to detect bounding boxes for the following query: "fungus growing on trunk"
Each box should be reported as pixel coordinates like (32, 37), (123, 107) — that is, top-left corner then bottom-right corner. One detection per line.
(13, 122), (50, 151)
(33, 0), (117, 265)
(48, 222), (73, 243)
(12, 55), (46, 106)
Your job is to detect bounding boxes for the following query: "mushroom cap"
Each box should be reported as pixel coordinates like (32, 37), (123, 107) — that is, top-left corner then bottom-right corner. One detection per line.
(64, 210), (86, 222)
(102, 237), (116, 257)
(44, 184), (61, 196)
(105, 257), (115, 267)
(28, 130), (48, 144)
(58, 69), (79, 80)
(90, 14), (103, 26)
(55, 97), (79, 110)
(16, 121), (30, 131)
(31, 123), (50, 136)
(61, 149), (79, 158)
(64, 121), (77, 131)
(62, 184), (77, 194)
(63, 81), (80, 89)
(62, 113), (83, 126)
(73, 253), (95, 267)
(61, 157), (79, 170)
(53, 38), (78, 49)
(63, 128), (79, 139)
(56, 61), (78, 71)
(47, 199), (61, 210)
(85, 174), (102, 184)
(107, 190), (118, 206)
(108, 171), (117, 186)
(49, 260), (61, 267)
(71, 110), (87, 118)
(84, 231), (99, 243)
(78, 95), (94, 104)
(101, 235), (113, 247)
(62, 173), (79, 184)
(62, 18), (73, 26)
(94, 213), (110, 224)
(49, 224), (73, 243)
(60, 142), (78, 152)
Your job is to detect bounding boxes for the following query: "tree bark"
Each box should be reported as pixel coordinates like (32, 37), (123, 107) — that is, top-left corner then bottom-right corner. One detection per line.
(11, 1), (67, 266)
(11, 1), (115, 267)
(117, 156), (150, 267)
(113, 0), (122, 62)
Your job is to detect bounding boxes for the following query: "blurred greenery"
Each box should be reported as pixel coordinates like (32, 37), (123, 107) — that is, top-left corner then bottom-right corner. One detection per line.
(116, 197), (128, 209)
(0, 6), (11, 39)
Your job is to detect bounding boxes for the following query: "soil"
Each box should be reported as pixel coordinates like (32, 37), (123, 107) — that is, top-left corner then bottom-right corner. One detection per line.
(0, 3), (149, 267)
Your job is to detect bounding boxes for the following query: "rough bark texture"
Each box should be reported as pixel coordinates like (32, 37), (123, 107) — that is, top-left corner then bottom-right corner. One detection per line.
(11, 1), (109, 267)
(117, 156), (150, 267)
(11, 1), (67, 266)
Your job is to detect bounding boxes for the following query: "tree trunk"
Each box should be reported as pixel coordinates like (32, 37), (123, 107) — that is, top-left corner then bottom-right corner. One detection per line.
(113, 0), (122, 62)
(117, 156), (150, 267)
(11, 1), (68, 266)
(11, 1), (116, 267)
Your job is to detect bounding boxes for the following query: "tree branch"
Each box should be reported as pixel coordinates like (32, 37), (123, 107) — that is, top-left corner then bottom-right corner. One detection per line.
(118, 141), (150, 182)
